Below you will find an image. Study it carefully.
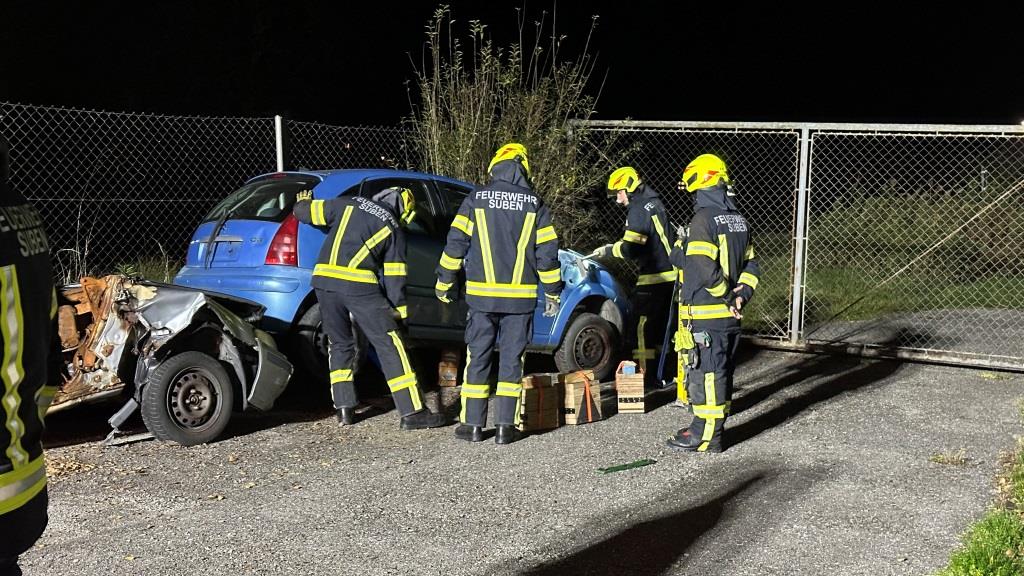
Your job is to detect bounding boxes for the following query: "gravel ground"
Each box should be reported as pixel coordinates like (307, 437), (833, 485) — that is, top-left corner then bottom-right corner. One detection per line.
(21, 347), (1024, 576)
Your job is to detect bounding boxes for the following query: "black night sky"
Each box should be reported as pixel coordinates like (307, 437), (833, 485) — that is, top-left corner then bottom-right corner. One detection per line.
(2, 1), (1023, 126)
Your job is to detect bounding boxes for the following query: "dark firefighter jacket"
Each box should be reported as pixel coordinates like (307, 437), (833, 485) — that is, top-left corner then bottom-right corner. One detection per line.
(610, 184), (676, 286)
(0, 175), (59, 518)
(294, 193), (409, 318)
(670, 183), (760, 331)
(436, 160), (564, 314)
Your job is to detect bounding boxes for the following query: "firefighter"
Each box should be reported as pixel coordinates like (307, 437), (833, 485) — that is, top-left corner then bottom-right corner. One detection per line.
(0, 136), (60, 575)
(589, 167), (676, 388)
(293, 186), (446, 430)
(435, 143), (563, 445)
(667, 154), (760, 453)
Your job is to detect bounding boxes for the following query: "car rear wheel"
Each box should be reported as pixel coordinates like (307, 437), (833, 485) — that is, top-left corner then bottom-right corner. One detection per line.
(141, 351), (234, 446)
(553, 312), (617, 381)
(295, 302), (367, 386)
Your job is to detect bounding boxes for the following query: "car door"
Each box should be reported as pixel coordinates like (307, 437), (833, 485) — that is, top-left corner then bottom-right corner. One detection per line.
(433, 180), (472, 336)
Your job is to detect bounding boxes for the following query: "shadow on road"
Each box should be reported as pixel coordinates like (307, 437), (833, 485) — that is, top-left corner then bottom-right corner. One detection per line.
(517, 471), (769, 576)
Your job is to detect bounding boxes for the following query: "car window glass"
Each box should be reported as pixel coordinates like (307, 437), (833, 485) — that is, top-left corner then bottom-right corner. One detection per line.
(354, 178), (436, 236)
(437, 181), (471, 217)
(204, 175), (320, 223)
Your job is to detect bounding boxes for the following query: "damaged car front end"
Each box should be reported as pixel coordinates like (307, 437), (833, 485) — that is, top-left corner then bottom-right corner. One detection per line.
(53, 276), (293, 446)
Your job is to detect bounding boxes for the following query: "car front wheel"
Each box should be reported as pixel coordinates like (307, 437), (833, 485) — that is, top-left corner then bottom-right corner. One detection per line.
(553, 312), (618, 381)
(141, 351), (235, 446)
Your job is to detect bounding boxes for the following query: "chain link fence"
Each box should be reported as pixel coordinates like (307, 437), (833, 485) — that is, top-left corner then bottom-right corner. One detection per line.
(0, 102), (412, 281)
(577, 120), (1024, 370)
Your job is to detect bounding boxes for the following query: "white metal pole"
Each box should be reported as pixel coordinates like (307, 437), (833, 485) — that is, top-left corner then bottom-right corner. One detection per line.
(275, 115), (285, 172)
(789, 128), (812, 344)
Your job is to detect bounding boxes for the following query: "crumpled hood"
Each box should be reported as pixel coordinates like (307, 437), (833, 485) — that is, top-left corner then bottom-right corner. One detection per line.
(488, 159), (532, 189)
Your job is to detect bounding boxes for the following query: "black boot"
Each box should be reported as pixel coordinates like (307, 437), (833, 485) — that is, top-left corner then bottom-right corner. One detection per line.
(336, 406), (356, 426)
(399, 410), (447, 430)
(454, 424), (485, 442)
(666, 428), (722, 453)
(495, 424), (522, 445)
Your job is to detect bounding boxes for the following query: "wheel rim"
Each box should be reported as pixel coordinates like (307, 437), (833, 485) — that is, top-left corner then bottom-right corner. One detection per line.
(167, 367), (222, 431)
(573, 325), (610, 369)
(314, 320), (329, 363)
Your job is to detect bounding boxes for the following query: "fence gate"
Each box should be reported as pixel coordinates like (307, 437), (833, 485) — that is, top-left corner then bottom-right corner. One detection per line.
(575, 120), (1024, 371)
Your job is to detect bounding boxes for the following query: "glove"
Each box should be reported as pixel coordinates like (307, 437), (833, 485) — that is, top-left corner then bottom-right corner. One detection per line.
(675, 224), (688, 242)
(543, 293), (560, 317)
(435, 280), (455, 304)
(296, 190), (313, 203)
(724, 286), (746, 319)
(587, 244), (613, 260)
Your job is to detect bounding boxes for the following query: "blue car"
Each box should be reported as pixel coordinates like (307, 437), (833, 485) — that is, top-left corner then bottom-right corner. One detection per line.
(175, 169), (630, 380)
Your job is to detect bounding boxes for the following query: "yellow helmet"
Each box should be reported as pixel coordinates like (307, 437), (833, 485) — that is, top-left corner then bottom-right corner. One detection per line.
(607, 166), (641, 196)
(487, 142), (530, 176)
(680, 153), (729, 193)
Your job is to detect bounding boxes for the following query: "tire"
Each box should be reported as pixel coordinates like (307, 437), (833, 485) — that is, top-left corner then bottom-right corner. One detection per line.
(294, 302), (367, 386)
(553, 312), (618, 381)
(141, 351), (235, 446)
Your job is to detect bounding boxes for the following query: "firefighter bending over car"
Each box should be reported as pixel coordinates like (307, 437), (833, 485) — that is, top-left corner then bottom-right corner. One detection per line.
(667, 154), (759, 453)
(435, 143), (563, 445)
(294, 186), (446, 430)
(0, 136), (60, 575)
(589, 167), (676, 388)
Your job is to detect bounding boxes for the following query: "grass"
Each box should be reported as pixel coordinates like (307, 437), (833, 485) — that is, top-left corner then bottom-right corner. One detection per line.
(936, 402), (1024, 575)
(930, 449), (969, 466)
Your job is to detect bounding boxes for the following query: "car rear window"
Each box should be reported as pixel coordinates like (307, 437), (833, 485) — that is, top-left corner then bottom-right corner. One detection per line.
(203, 174), (321, 223)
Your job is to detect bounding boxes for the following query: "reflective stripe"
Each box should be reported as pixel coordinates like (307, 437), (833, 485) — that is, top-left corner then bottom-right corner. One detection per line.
(612, 241), (624, 258)
(0, 454), (46, 515)
(739, 272), (759, 290)
(636, 271), (676, 285)
(495, 381), (522, 398)
(439, 252), (463, 271)
(452, 214), (474, 236)
(435, 280), (453, 291)
(50, 288), (57, 320)
(633, 316), (654, 364)
(538, 268), (561, 284)
(511, 212), (536, 285)
(313, 263), (378, 283)
(387, 373), (417, 392)
(536, 225), (557, 244)
(383, 262), (407, 276)
(474, 209), (496, 283)
(466, 281), (537, 299)
(461, 383), (490, 399)
(692, 403), (726, 418)
(36, 385), (57, 421)
(311, 200), (327, 226)
(686, 241), (718, 259)
(330, 369), (353, 384)
(650, 215), (672, 259)
(718, 234), (730, 281)
(0, 265), (28, 468)
(396, 306), (407, 319)
(349, 225), (392, 268)
(707, 280), (728, 298)
(623, 230), (647, 244)
(388, 331), (420, 410)
(745, 243), (756, 260)
(329, 206), (355, 264)
(679, 303), (734, 320)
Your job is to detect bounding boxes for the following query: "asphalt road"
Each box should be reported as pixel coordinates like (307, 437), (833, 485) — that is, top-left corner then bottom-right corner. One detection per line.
(23, 348), (1024, 576)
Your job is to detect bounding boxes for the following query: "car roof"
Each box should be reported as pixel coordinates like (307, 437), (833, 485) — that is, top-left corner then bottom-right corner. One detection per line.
(245, 169), (474, 191)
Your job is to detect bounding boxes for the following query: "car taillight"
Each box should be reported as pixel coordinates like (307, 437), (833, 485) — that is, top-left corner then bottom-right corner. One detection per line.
(266, 214), (299, 266)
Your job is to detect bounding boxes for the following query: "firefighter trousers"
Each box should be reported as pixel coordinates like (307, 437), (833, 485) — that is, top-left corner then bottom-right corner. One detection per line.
(316, 288), (425, 417)
(460, 310), (532, 427)
(629, 282), (675, 387)
(682, 328), (741, 451)
(0, 488), (47, 576)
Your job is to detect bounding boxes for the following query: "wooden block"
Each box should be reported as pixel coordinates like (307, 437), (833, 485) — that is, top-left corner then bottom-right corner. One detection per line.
(562, 370), (601, 425)
(522, 372), (562, 389)
(520, 375), (561, 428)
(616, 362), (646, 413)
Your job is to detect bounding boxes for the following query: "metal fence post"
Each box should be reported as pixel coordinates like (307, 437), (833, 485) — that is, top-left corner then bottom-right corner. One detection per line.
(275, 115), (285, 172)
(789, 127), (812, 344)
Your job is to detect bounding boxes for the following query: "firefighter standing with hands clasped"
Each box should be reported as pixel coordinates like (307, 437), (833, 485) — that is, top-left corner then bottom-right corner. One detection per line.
(435, 143), (563, 445)
(667, 154), (759, 453)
